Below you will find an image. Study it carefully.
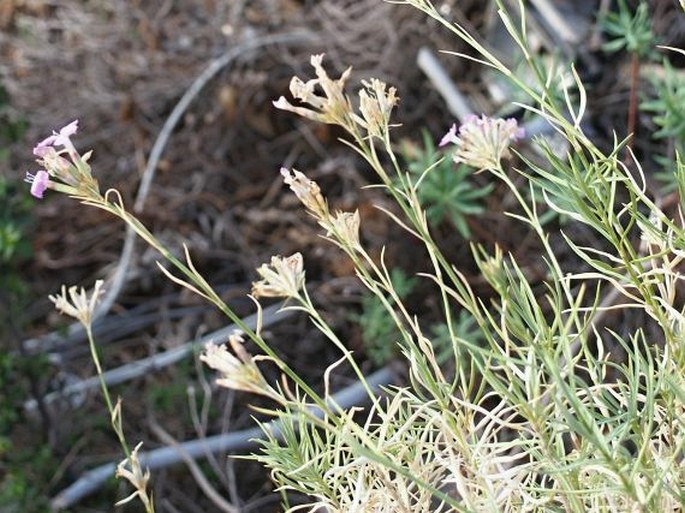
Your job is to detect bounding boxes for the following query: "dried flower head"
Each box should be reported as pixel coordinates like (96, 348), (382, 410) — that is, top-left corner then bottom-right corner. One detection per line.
(252, 253), (305, 299)
(49, 280), (104, 327)
(326, 210), (361, 248)
(281, 167), (329, 220)
(357, 78), (399, 139)
(200, 331), (269, 395)
(273, 54), (354, 127)
(440, 114), (525, 170)
(115, 442), (153, 510)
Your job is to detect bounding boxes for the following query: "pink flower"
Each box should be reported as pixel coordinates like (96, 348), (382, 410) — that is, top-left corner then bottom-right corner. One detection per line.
(439, 123), (459, 147)
(33, 138), (54, 157)
(33, 120), (79, 156)
(53, 119), (79, 145)
(440, 115), (524, 169)
(25, 170), (51, 199)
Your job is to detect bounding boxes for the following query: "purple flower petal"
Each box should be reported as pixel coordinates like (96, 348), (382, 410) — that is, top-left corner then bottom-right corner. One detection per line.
(514, 126), (526, 141)
(439, 124), (459, 147)
(53, 120), (79, 147)
(34, 120), (80, 154)
(33, 135), (57, 157)
(444, 114), (523, 169)
(25, 170), (50, 199)
(60, 120), (79, 137)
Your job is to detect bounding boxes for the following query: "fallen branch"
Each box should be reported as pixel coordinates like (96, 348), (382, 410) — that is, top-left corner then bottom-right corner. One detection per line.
(50, 365), (395, 510)
(24, 303), (289, 413)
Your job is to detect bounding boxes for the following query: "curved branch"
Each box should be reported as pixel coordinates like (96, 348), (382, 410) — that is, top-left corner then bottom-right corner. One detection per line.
(134, 30), (316, 213)
(22, 30), (316, 357)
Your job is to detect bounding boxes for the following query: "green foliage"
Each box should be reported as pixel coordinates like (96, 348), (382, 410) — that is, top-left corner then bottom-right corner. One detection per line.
(254, 408), (340, 504)
(0, 176), (34, 266)
(401, 129), (492, 238)
(0, 83), (53, 513)
(676, 152), (685, 206)
(0, 352), (50, 434)
(642, 59), (685, 142)
(0, 311), (40, 507)
(0, 84), (27, 162)
(641, 58), (685, 191)
(429, 310), (484, 366)
(148, 379), (188, 413)
(600, 0), (656, 58)
(0, 443), (54, 513)
(354, 268), (482, 367)
(0, 81), (31, 303)
(353, 268), (416, 366)
(0, 352), (55, 513)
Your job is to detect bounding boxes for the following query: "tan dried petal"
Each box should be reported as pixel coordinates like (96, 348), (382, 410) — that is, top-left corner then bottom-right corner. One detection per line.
(201, 342), (243, 375)
(310, 54), (352, 118)
(357, 79), (399, 138)
(115, 442), (152, 509)
(200, 338), (267, 395)
(272, 54), (354, 127)
(273, 96), (329, 124)
(251, 253), (305, 299)
(289, 76), (325, 110)
(281, 167), (328, 219)
(327, 210), (361, 248)
(49, 279), (104, 326)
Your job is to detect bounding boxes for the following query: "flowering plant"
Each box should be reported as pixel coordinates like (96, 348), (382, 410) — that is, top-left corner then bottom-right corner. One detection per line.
(26, 120), (101, 200)
(439, 114), (525, 170)
(32, 1), (685, 512)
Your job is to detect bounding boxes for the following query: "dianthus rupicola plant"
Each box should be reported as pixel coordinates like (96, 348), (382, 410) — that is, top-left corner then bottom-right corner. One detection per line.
(29, 1), (685, 511)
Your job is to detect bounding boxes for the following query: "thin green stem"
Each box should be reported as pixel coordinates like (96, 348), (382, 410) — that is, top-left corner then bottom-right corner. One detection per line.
(86, 195), (335, 418)
(85, 323), (131, 460)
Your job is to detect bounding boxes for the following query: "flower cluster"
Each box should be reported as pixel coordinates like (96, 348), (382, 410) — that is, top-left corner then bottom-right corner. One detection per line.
(49, 279), (105, 327)
(273, 54), (399, 139)
(280, 167), (361, 248)
(280, 167), (329, 220)
(25, 120), (100, 200)
(356, 78), (399, 139)
(200, 331), (270, 396)
(251, 253), (305, 299)
(273, 54), (354, 127)
(440, 114), (525, 170)
(115, 442), (153, 510)
(327, 209), (361, 249)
